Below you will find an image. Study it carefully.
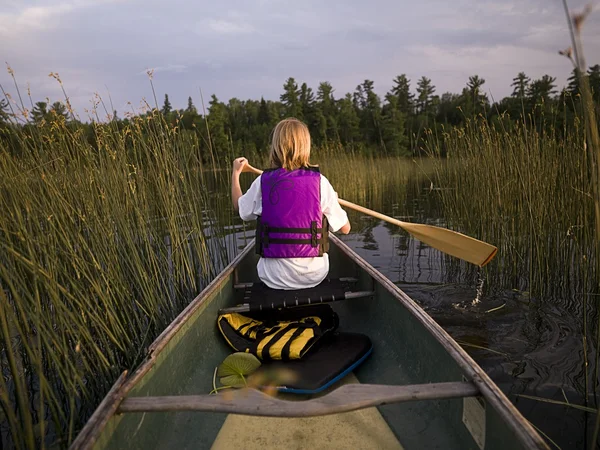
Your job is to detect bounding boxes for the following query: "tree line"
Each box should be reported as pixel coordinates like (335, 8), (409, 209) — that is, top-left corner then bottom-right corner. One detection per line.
(1, 65), (599, 160)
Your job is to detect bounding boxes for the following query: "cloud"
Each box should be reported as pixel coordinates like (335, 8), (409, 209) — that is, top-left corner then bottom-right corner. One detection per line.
(1, 0), (598, 117)
(204, 19), (254, 35)
(0, 2), (74, 34)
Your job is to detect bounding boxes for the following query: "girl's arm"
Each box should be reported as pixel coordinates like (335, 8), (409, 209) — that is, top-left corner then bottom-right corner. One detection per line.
(231, 157), (248, 211)
(338, 221), (351, 234)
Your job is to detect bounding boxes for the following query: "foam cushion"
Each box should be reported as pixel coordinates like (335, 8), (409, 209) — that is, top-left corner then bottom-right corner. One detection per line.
(253, 332), (372, 394)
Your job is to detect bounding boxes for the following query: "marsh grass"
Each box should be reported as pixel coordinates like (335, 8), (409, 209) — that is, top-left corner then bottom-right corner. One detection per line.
(0, 107), (232, 448)
(428, 114), (594, 301)
(426, 4), (600, 447)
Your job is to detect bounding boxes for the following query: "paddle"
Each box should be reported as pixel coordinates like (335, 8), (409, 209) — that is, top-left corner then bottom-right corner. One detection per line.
(240, 163), (497, 267)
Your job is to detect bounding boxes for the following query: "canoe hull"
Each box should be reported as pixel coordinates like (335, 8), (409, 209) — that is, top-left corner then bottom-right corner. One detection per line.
(72, 236), (547, 450)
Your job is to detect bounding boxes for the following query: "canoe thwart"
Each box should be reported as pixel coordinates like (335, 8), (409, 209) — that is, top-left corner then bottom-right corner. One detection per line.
(118, 381), (480, 417)
(223, 278), (373, 314)
(219, 291), (374, 314)
(233, 277), (358, 290)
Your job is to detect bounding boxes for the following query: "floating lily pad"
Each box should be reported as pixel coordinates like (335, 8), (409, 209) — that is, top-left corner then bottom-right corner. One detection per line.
(219, 374), (247, 388)
(217, 352), (261, 388)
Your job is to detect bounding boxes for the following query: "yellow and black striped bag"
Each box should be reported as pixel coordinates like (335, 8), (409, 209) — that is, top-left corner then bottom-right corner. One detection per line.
(217, 305), (338, 361)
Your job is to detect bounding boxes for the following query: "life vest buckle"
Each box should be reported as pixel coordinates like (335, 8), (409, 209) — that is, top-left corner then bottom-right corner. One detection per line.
(311, 221), (318, 248)
(263, 224), (270, 248)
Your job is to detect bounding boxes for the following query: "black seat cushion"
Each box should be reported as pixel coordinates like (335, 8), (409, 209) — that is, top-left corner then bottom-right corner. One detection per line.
(251, 332), (373, 394)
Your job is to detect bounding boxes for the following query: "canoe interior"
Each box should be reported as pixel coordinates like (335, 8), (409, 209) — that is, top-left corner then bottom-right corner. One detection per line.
(90, 238), (534, 450)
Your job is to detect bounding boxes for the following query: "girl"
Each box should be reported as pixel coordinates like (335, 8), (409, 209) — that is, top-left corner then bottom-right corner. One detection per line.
(231, 118), (351, 290)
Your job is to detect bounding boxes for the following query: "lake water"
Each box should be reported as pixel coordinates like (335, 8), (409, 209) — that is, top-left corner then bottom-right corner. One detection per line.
(224, 161), (593, 450)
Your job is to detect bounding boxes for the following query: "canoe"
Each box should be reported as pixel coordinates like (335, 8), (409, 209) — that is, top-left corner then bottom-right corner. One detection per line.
(71, 235), (548, 450)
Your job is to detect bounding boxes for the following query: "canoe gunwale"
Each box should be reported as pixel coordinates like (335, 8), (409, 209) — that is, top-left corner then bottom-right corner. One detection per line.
(69, 241), (256, 450)
(330, 234), (548, 449)
(69, 371), (128, 450)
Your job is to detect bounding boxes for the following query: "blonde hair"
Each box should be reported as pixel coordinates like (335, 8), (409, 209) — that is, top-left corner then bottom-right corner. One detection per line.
(269, 118), (311, 170)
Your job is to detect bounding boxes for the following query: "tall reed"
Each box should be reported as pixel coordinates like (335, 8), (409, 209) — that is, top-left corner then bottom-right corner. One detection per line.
(426, 4), (600, 447)
(0, 102), (230, 448)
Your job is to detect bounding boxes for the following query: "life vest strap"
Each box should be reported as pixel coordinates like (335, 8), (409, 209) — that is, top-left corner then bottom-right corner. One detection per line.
(264, 238), (327, 246)
(264, 226), (324, 234)
(259, 218), (328, 253)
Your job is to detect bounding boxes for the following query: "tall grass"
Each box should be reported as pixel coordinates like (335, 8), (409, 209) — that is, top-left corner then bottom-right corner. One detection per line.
(426, 5), (600, 447)
(0, 105), (232, 448)
(428, 115), (594, 302)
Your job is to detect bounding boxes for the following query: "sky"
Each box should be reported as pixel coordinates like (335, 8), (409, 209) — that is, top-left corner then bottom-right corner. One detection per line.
(1, 0), (599, 119)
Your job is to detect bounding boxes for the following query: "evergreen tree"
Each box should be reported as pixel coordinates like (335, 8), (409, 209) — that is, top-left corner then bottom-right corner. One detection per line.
(511, 72), (530, 98)
(390, 75), (414, 115)
(436, 92), (462, 125)
(466, 75), (488, 112)
(161, 94), (172, 116)
(257, 97), (271, 125)
(588, 64), (600, 103)
(415, 77), (436, 115)
(381, 94), (408, 156)
(206, 94), (229, 159)
(315, 81), (338, 145)
(299, 82), (316, 128)
(50, 101), (69, 120)
(280, 78), (302, 118)
(0, 98), (9, 124)
(186, 96), (197, 114)
(182, 96), (199, 130)
(567, 68), (580, 97)
(528, 75), (557, 104)
(337, 93), (360, 147)
(31, 101), (49, 123)
(354, 80), (382, 148)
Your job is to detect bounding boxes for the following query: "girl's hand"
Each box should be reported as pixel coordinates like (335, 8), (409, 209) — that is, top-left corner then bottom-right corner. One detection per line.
(232, 157), (248, 175)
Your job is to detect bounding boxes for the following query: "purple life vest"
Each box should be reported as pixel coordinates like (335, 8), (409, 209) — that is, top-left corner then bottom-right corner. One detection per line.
(257, 167), (329, 258)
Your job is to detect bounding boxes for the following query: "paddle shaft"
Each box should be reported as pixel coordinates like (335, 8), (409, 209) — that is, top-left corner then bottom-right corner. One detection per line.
(239, 163), (497, 266)
(338, 199), (408, 227)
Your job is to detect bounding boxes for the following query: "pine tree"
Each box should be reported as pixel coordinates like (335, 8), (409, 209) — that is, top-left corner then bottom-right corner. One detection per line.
(280, 78), (302, 118)
(257, 97), (271, 125)
(299, 82), (315, 127)
(415, 77), (435, 115)
(382, 95), (408, 156)
(337, 93), (360, 147)
(528, 75), (557, 104)
(0, 98), (9, 124)
(315, 82), (338, 145)
(390, 75), (414, 115)
(354, 80), (382, 148)
(186, 96), (197, 114)
(161, 94), (172, 116)
(588, 64), (600, 103)
(463, 75), (488, 116)
(31, 101), (48, 123)
(206, 94), (229, 159)
(50, 101), (69, 120)
(436, 92), (462, 125)
(511, 72), (530, 98)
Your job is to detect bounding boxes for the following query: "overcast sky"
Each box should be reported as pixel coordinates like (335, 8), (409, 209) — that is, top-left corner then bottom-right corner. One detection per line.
(1, 0), (599, 118)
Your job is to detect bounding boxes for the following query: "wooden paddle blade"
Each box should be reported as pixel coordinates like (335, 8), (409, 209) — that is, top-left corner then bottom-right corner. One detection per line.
(400, 222), (497, 267)
(338, 199), (497, 267)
